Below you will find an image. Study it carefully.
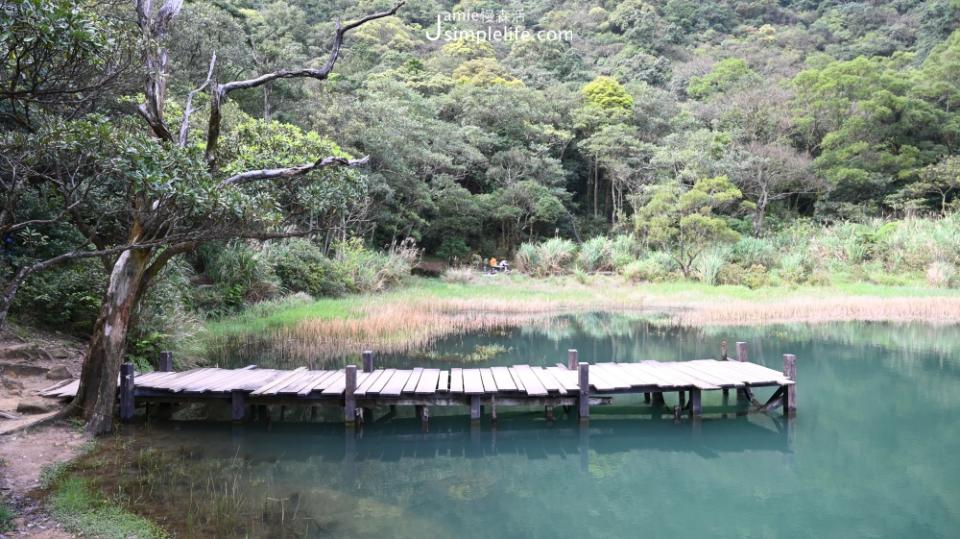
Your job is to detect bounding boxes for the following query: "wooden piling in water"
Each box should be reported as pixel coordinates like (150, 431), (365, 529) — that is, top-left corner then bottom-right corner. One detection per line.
(231, 390), (245, 422)
(736, 341), (749, 401)
(362, 350), (374, 373)
(470, 395), (481, 423)
(344, 365), (357, 427)
(678, 390), (686, 408)
(567, 349), (578, 370)
(720, 340), (728, 361)
(578, 362), (589, 420)
(783, 353), (797, 416)
(690, 388), (702, 417)
(545, 405), (555, 422)
(120, 362), (134, 422)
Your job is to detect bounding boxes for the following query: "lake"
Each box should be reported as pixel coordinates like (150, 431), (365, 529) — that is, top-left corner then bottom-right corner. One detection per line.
(81, 315), (960, 538)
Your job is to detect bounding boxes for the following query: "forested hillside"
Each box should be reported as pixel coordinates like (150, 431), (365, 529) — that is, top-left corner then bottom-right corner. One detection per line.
(179, 0), (960, 257)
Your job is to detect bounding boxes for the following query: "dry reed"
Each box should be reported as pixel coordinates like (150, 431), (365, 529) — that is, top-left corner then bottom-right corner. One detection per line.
(674, 297), (960, 326)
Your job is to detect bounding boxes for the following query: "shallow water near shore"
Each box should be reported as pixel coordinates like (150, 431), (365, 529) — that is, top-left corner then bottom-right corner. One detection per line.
(80, 315), (960, 538)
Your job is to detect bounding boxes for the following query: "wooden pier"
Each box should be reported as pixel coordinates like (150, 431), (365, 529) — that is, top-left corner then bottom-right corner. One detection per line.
(41, 342), (797, 426)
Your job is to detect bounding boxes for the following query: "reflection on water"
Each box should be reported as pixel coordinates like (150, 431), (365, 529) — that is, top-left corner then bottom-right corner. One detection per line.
(85, 317), (960, 538)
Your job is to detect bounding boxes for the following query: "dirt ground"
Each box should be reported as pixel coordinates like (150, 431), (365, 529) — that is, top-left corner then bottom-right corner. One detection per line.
(0, 327), (88, 538)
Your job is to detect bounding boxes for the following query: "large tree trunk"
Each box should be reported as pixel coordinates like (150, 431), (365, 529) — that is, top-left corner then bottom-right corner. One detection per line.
(75, 247), (152, 435)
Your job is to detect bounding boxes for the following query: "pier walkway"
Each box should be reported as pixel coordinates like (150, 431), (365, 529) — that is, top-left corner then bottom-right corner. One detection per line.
(41, 342), (797, 425)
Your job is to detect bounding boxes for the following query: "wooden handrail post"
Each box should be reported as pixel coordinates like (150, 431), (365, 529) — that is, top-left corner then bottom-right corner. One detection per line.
(783, 353), (797, 416)
(567, 349), (578, 370)
(231, 390), (246, 422)
(578, 362), (590, 421)
(120, 362), (135, 423)
(362, 350), (374, 373)
(720, 340), (728, 361)
(344, 365), (357, 427)
(158, 351), (173, 372)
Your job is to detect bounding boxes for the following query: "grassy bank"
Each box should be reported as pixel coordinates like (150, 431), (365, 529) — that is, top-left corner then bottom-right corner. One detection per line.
(190, 275), (960, 367)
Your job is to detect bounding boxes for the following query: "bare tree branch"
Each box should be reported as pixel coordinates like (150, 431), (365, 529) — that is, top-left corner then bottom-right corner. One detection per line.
(204, 2), (404, 167)
(136, 0), (185, 143)
(220, 155), (370, 186)
(178, 51), (217, 147)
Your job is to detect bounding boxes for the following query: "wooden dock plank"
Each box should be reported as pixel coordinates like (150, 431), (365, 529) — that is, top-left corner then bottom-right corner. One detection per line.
(203, 369), (264, 392)
(366, 368), (396, 395)
(638, 361), (712, 389)
(168, 369), (220, 393)
(462, 369), (485, 395)
(545, 367), (580, 392)
(685, 360), (751, 387)
(320, 370), (348, 395)
(402, 368), (424, 394)
(297, 370), (339, 395)
(415, 369), (442, 395)
(277, 370), (324, 393)
(659, 362), (722, 390)
(380, 370), (412, 397)
(355, 369), (385, 396)
(721, 360), (793, 384)
(582, 365), (620, 392)
(490, 366), (518, 391)
(436, 370), (450, 392)
(449, 368), (464, 394)
(621, 362), (680, 387)
(591, 363), (633, 389)
(237, 370), (282, 391)
(508, 367), (527, 393)
(511, 365), (548, 396)
(252, 367), (307, 396)
(531, 367), (564, 393)
(479, 368), (497, 393)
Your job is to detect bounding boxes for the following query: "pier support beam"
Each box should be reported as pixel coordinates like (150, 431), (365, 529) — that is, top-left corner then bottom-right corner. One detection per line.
(567, 349), (578, 370)
(119, 362), (135, 423)
(231, 390), (246, 422)
(736, 341), (749, 401)
(678, 390), (686, 408)
(545, 405), (555, 422)
(689, 388), (702, 417)
(470, 395), (481, 423)
(361, 350), (374, 420)
(783, 353), (797, 416)
(344, 365), (357, 427)
(652, 392), (665, 407)
(578, 362), (589, 421)
(418, 405), (429, 430)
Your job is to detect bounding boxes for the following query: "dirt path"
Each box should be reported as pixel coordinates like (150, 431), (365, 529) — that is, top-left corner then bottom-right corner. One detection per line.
(0, 328), (88, 538)
(1, 422), (89, 538)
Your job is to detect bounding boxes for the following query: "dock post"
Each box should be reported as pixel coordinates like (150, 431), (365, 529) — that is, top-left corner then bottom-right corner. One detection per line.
(678, 390), (686, 408)
(652, 392), (665, 407)
(578, 362), (589, 421)
(470, 395), (481, 424)
(720, 340), (728, 361)
(545, 405), (555, 422)
(689, 388), (702, 417)
(158, 351), (173, 372)
(120, 362), (135, 423)
(361, 350), (374, 421)
(567, 349), (578, 370)
(490, 395), (497, 424)
(231, 390), (246, 422)
(344, 365), (357, 428)
(419, 405), (429, 431)
(644, 392), (651, 404)
(736, 341), (748, 401)
(783, 354), (797, 416)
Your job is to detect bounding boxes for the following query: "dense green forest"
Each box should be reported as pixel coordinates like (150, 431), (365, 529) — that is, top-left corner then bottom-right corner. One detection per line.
(2, 0), (960, 430)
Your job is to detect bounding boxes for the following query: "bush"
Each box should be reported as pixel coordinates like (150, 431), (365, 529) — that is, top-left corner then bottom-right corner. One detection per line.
(129, 259), (201, 367)
(194, 241), (278, 315)
(926, 261), (957, 288)
(577, 237), (613, 272)
(441, 266), (476, 284)
(610, 234), (641, 271)
(536, 238), (576, 276)
(12, 258), (105, 335)
(729, 237), (775, 268)
(435, 238), (471, 263)
(695, 247), (728, 285)
(718, 263), (769, 288)
(622, 252), (674, 282)
(514, 243), (540, 274)
(775, 251), (811, 285)
(335, 237), (419, 293)
(264, 239), (349, 298)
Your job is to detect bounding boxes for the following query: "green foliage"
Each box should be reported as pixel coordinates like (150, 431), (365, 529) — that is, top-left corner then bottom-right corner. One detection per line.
(634, 176), (746, 276)
(582, 76), (634, 110)
(687, 58), (756, 99)
(264, 238), (349, 298)
(0, 501), (12, 532)
(577, 237), (613, 272)
(11, 259), (105, 335)
(515, 238), (576, 276)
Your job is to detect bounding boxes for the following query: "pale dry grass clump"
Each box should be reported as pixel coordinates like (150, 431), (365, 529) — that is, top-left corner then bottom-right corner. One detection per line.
(675, 297), (960, 326)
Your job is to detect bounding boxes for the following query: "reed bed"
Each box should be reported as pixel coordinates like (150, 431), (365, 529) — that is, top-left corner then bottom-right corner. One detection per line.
(674, 297), (960, 326)
(204, 296), (642, 367)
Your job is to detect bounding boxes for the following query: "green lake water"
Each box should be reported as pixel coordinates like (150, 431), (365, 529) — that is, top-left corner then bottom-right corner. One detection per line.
(93, 315), (960, 538)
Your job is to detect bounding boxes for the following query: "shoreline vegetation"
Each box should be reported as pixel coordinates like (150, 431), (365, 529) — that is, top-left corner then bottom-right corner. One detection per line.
(194, 275), (960, 367)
